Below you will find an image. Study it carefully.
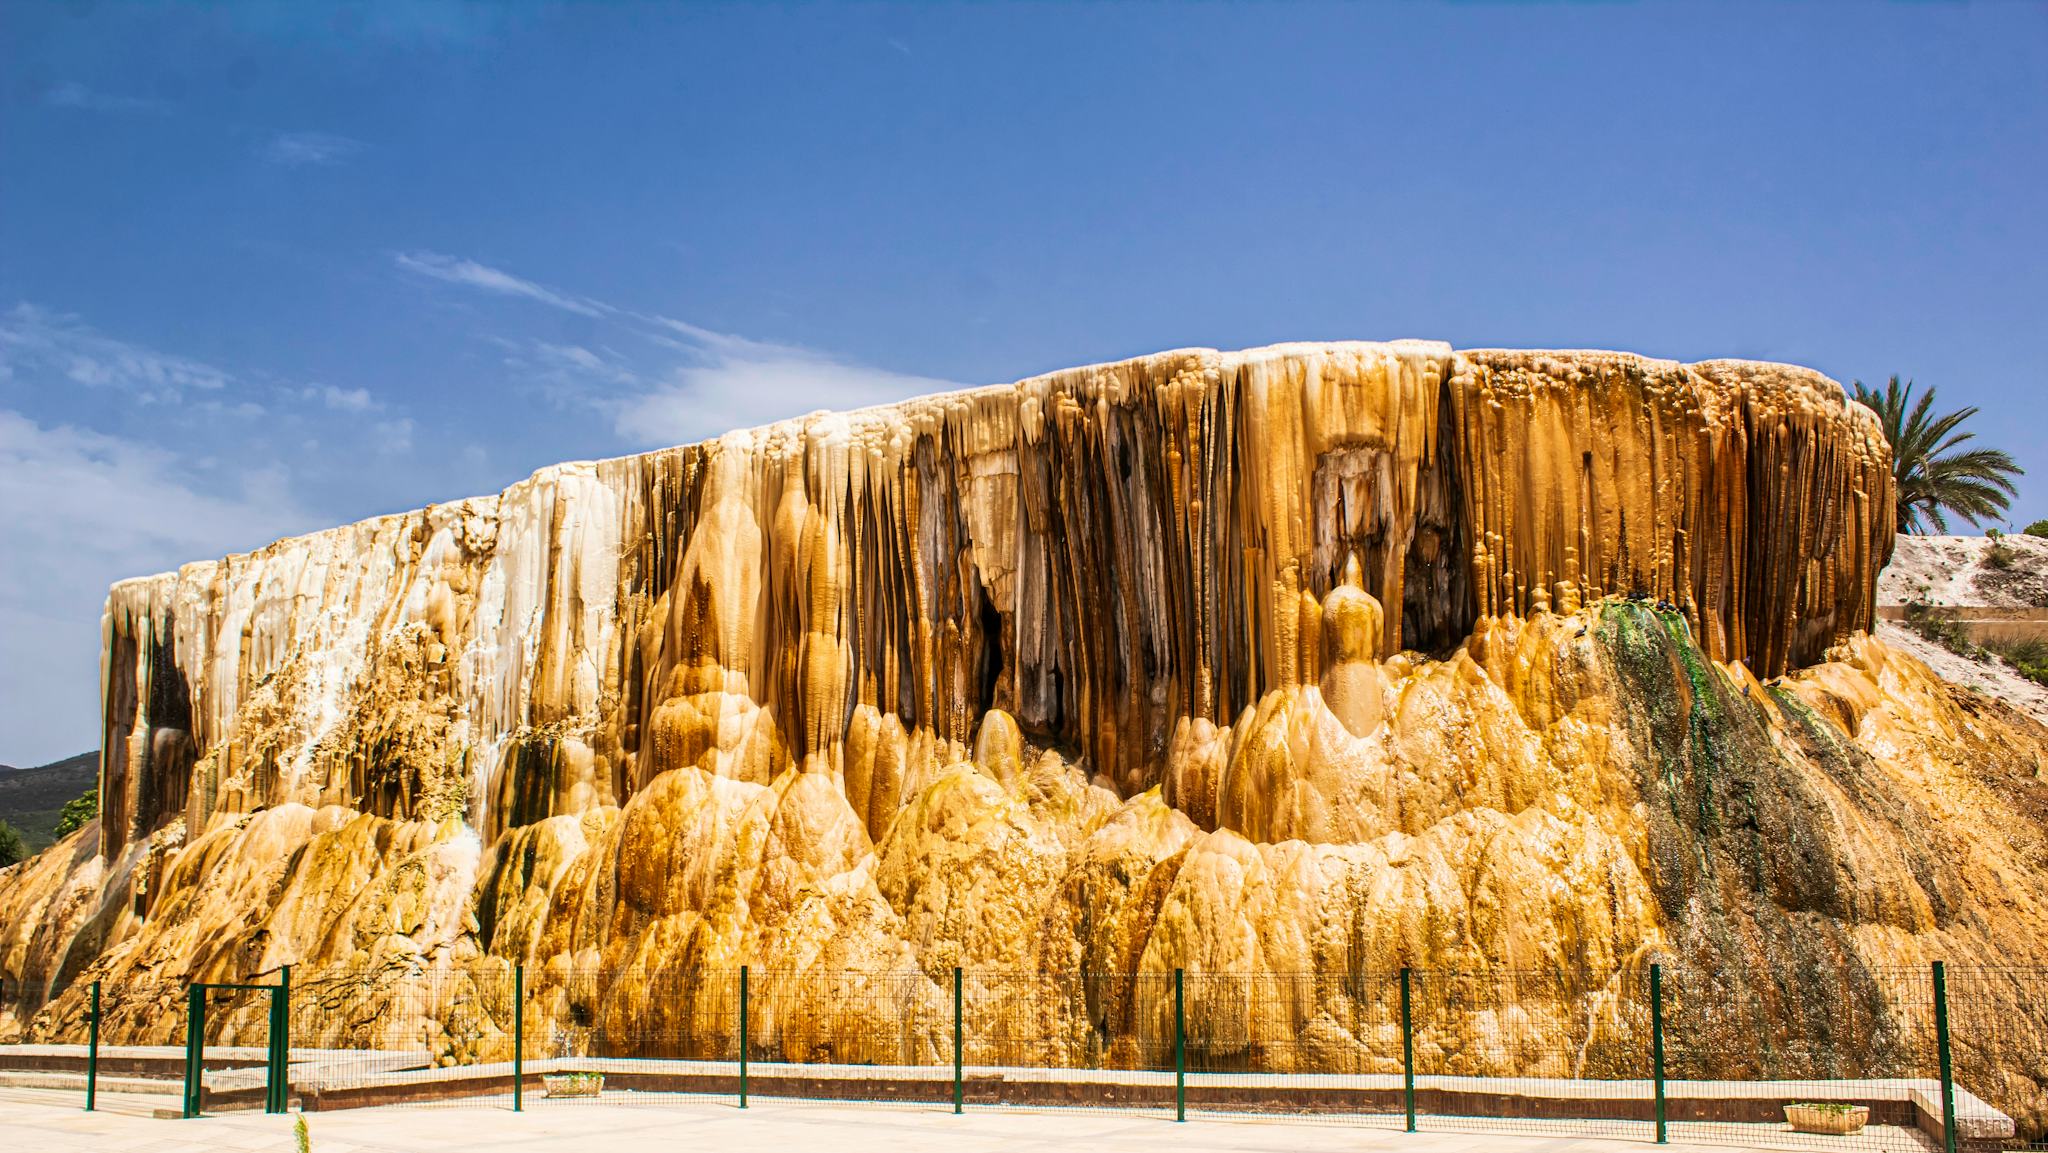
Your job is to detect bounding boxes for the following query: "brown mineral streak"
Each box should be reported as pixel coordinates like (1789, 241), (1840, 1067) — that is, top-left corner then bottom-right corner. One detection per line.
(5, 342), (2047, 1127)
(84, 344), (1893, 843)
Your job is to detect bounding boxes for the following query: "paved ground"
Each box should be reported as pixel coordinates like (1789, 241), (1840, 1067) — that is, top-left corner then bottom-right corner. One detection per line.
(0, 1086), (1924, 1153)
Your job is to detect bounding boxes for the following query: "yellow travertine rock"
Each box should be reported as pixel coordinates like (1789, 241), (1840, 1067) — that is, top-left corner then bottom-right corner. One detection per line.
(2, 342), (2045, 1131)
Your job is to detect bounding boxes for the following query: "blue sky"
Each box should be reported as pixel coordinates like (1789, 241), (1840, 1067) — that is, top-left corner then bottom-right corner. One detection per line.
(2, 2), (2044, 765)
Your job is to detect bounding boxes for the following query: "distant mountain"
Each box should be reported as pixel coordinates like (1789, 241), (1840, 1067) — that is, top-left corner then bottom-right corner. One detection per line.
(0, 751), (96, 852)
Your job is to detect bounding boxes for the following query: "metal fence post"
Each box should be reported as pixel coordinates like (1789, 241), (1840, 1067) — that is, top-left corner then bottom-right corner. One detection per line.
(1651, 963), (1666, 1144)
(1934, 961), (1956, 1153)
(280, 965), (292, 1111)
(85, 980), (99, 1112)
(265, 979), (280, 1113)
(1400, 967), (1415, 1133)
(1174, 969), (1185, 1122)
(739, 965), (750, 1109)
(952, 966), (963, 1114)
(182, 984), (203, 1118)
(513, 964), (524, 1113)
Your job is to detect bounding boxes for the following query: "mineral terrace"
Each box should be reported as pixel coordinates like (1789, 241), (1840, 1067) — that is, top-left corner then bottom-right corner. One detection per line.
(2, 342), (2045, 1126)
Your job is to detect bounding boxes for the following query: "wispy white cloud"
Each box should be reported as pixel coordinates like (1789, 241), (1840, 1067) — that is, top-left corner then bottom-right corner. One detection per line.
(0, 303), (427, 764)
(0, 305), (405, 433)
(43, 81), (169, 116)
(610, 327), (958, 447)
(196, 398), (267, 419)
(0, 412), (304, 567)
(401, 252), (964, 448)
(394, 251), (606, 317)
(374, 417), (415, 453)
(0, 303), (231, 402)
(534, 343), (611, 374)
(263, 131), (366, 167)
(0, 410), (310, 764)
(307, 384), (379, 412)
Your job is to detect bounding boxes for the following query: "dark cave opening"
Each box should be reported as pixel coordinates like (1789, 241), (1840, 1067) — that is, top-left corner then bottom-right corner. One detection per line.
(975, 579), (1005, 718)
(1399, 381), (1476, 655)
(133, 622), (196, 837)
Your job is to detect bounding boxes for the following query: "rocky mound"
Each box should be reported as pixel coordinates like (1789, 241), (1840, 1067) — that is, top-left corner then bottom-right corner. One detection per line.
(1880, 532), (2048, 612)
(1877, 533), (2048, 725)
(2, 342), (2044, 1130)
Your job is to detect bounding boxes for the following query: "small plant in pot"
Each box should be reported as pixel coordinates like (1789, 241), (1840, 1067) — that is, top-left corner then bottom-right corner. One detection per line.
(542, 1019), (602, 1097)
(543, 1071), (605, 1098)
(1785, 1102), (1870, 1135)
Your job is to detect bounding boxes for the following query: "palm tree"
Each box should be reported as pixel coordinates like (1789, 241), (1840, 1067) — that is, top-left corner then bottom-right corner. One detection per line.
(1852, 376), (2023, 534)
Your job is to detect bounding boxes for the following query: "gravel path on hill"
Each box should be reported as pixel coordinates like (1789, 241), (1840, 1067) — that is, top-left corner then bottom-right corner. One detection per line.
(1875, 621), (2048, 730)
(1870, 532), (2048, 730)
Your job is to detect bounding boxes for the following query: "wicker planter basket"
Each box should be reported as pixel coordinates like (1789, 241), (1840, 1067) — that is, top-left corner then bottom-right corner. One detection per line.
(1785, 1104), (1870, 1135)
(543, 1073), (605, 1099)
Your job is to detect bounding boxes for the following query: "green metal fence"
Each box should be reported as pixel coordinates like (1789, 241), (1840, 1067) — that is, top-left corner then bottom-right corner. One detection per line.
(34, 960), (2048, 1151)
(172, 978), (292, 1118)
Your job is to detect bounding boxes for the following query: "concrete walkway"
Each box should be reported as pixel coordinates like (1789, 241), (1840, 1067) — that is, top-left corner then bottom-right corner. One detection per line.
(0, 1086), (1933, 1153)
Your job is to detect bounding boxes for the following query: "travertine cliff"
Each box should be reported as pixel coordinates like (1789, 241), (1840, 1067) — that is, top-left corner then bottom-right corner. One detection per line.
(3, 342), (2045, 1125)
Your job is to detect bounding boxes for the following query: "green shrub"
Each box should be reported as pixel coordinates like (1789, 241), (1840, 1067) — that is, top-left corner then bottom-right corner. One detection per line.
(0, 821), (24, 868)
(2027, 519), (2048, 539)
(1985, 636), (2048, 687)
(53, 784), (96, 839)
(1904, 602), (1978, 658)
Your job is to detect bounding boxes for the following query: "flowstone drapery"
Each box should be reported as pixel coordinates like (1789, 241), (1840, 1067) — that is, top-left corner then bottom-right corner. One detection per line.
(5, 342), (2046, 1128)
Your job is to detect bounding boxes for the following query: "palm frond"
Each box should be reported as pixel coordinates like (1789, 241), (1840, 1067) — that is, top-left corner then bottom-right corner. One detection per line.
(1851, 376), (2024, 534)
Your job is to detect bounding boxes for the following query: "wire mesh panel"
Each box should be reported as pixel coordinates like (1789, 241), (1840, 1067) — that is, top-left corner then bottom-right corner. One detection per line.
(513, 967), (952, 1110)
(10, 976), (195, 1113)
(1942, 965), (2048, 1151)
(514, 966), (745, 1107)
(188, 983), (277, 1115)
(1659, 960), (1939, 1153)
(581, 967), (744, 1062)
(93, 977), (187, 1051)
(10, 958), (2039, 1141)
(1407, 966), (1651, 1141)
(1178, 970), (1406, 1127)
(967, 971), (1174, 1114)
(288, 965), (522, 1109)
(742, 969), (952, 1109)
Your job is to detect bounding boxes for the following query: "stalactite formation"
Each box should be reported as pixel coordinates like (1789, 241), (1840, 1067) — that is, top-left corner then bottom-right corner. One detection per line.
(82, 342), (1894, 858)
(6, 341), (2046, 1130)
